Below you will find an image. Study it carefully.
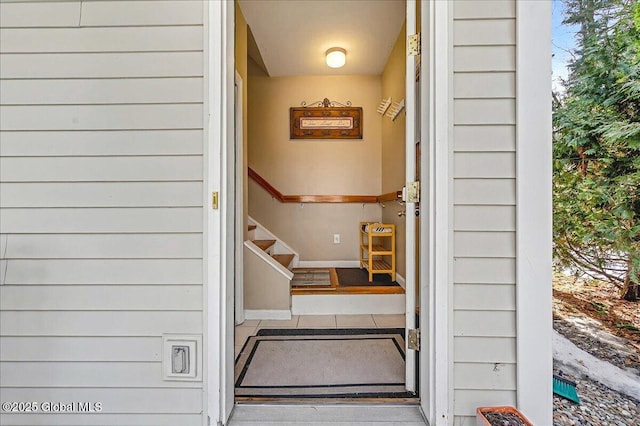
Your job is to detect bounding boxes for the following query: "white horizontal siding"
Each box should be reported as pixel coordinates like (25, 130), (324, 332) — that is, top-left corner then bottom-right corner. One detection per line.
(454, 390), (517, 416)
(454, 125), (515, 151)
(1, 208), (202, 233)
(1, 285), (202, 310)
(0, 1), (81, 28)
(454, 206), (516, 231)
(454, 46), (515, 72)
(1, 104), (203, 130)
(81, 0), (203, 27)
(1, 362), (201, 388)
(2, 259), (202, 285)
(1, 78), (203, 105)
(1, 337), (162, 361)
(453, 0), (515, 20)
(454, 20), (515, 46)
(454, 99), (516, 125)
(454, 258), (516, 284)
(454, 337), (516, 363)
(454, 363), (517, 390)
(0, 2), (205, 422)
(1, 312), (202, 336)
(2, 234), (202, 258)
(1, 157), (202, 182)
(454, 311), (516, 337)
(454, 153), (516, 178)
(452, 3), (518, 421)
(1, 26), (202, 53)
(454, 284), (516, 310)
(1, 182), (203, 207)
(453, 232), (515, 257)
(454, 179), (515, 205)
(1, 414), (203, 426)
(0, 388), (203, 413)
(0, 52), (203, 78)
(454, 72), (515, 98)
(0, 130), (203, 156)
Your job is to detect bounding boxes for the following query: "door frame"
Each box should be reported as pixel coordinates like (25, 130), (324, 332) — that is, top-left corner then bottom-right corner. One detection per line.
(418, 0), (451, 424)
(204, 0), (235, 424)
(206, 1), (452, 425)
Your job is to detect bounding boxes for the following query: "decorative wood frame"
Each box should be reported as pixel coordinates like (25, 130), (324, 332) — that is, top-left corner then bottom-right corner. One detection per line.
(290, 103), (363, 139)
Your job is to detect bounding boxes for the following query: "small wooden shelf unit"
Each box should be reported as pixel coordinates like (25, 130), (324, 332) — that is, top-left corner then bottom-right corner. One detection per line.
(359, 221), (396, 282)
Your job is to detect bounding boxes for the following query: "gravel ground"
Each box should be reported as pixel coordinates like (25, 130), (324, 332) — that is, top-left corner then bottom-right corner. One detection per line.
(553, 319), (640, 425)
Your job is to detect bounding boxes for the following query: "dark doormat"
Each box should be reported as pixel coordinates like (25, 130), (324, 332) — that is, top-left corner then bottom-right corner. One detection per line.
(235, 328), (412, 398)
(336, 268), (400, 287)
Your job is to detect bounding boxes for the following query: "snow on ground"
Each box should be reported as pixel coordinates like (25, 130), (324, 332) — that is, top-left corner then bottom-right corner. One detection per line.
(553, 330), (640, 401)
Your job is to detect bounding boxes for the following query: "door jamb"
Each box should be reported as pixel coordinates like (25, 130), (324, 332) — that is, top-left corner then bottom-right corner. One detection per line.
(204, 0), (235, 424)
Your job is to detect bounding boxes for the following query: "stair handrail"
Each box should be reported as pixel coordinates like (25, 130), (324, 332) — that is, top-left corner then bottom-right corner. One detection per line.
(248, 167), (401, 204)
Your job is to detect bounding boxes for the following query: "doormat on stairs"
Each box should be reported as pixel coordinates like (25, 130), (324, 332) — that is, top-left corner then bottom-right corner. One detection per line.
(291, 268), (333, 289)
(235, 328), (412, 399)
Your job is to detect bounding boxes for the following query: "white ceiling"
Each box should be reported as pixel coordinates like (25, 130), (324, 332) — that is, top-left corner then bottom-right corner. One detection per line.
(238, 0), (406, 77)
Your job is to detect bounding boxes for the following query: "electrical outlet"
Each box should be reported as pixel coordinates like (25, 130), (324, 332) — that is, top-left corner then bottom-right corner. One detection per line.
(333, 234), (341, 244)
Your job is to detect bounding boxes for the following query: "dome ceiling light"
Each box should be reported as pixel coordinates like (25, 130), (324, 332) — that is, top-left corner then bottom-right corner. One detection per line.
(325, 47), (346, 68)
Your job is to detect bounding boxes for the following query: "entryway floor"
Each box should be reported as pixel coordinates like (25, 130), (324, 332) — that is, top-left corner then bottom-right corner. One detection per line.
(235, 314), (406, 358)
(227, 403), (427, 425)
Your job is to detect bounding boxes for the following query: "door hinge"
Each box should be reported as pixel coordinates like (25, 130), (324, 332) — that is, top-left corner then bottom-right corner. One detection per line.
(408, 33), (421, 56)
(403, 181), (420, 203)
(408, 328), (420, 351)
(212, 192), (219, 210)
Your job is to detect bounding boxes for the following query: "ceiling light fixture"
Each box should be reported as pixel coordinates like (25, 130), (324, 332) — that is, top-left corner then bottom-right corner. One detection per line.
(326, 47), (346, 68)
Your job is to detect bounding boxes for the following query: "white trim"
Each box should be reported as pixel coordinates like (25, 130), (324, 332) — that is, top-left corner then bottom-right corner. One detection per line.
(516, 1), (553, 425)
(297, 260), (359, 268)
(204, 1), (235, 424)
(245, 309), (292, 320)
(395, 273), (406, 289)
(292, 294), (405, 315)
(405, 0), (417, 394)
(203, 1), (220, 424)
(244, 241), (294, 280)
(427, 0), (452, 424)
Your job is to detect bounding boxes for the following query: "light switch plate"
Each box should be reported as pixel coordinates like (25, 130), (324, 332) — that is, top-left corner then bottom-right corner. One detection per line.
(162, 334), (201, 381)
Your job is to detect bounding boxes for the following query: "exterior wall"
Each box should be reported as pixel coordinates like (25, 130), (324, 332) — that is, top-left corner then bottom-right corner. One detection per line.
(0, 1), (205, 425)
(451, 1), (518, 424)
(381, 23), (407, 278)
(247, 73), (383, 261)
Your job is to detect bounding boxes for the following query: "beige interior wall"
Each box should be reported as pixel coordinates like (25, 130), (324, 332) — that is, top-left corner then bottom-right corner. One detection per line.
(243, 245), (291, 311)
(381, 23), (407, 277)
(235, 2), (249, 240)
(248, 75), (382, 194)
(247, 73), (383, 260)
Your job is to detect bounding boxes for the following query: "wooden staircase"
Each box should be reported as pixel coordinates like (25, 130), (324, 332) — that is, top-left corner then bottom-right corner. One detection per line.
(243, 217), (298, 320)
(247, 218), (298, 271)
(250, 239), (295, 269)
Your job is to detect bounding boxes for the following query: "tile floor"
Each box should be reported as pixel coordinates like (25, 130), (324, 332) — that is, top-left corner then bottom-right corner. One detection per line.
(234, 314), (405, 358)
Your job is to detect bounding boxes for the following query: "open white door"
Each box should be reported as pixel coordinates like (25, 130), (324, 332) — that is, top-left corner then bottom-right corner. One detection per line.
(404, 0), (418, 394)
(234, 71), (245, 325)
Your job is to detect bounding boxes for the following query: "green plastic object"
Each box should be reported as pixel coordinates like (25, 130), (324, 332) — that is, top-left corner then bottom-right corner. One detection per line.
(553, 374), (580, 404)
